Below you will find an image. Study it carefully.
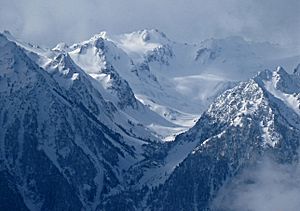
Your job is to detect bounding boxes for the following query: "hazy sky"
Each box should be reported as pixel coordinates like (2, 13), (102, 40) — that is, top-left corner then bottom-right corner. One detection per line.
(0, 0), (299, 48)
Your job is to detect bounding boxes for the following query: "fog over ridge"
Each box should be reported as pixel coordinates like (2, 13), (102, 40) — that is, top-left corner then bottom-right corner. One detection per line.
(0, 0), (299, 49)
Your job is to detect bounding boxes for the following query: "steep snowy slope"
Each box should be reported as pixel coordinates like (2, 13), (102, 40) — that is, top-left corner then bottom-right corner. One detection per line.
(147, 67), (300, 211)
(0, 33), (159, 210)
(65, 34), (180, 140)
(43, 52), (161, 143)
(4, 29), (300, 142)
(1, 28), (300, 211)
(109, 29), (299, 111)
(70, 29), (299, 141)
(5, 30), (163, 144)
(9, 29), (299, 141)
(4, 30), (179, 141)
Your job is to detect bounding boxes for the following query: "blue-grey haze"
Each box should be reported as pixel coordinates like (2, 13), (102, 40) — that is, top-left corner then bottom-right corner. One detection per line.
(0, 0), (299, 48)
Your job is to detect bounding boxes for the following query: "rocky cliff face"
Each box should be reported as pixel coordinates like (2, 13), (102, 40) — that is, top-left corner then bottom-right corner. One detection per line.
(147, 67), (300, 211)
(1, 30), (300, 211)
(0, 33), (151, 211)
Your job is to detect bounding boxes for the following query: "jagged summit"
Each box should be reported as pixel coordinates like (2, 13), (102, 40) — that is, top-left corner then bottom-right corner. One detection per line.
(0, 34), (46, 87)
(147, 66), (300, 211)
(91, 31), (109, 40)
(0, 32), (10, 46)
(0, 30), (162, 211)
(52, 42), (69, 52)
(0, 29), (300, 211)
(1, 30), (21, 45)
(122, 29), (170, 43)
(293, 63), (300, 75)
(2, 30), (14, 39)
(255, 66), (300, 94)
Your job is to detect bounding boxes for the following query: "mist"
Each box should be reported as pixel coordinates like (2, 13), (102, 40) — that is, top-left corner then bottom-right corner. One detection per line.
(0, 0), (299, 48)
(212, 156), (300, 211)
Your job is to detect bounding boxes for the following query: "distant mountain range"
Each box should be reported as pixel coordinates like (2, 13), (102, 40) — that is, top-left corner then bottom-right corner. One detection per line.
(0, 29), (299, 211)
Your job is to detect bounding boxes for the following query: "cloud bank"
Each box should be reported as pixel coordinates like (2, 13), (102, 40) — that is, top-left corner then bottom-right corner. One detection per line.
(212, 156), (300, 211)
(0, 0), (299, 48)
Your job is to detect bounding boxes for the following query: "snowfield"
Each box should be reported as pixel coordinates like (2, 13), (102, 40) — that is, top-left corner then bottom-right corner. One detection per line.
(0, 29), (300, 211)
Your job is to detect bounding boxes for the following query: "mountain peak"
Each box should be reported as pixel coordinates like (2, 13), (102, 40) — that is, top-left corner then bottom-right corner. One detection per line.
(293, 63), (300, 76)
(137, 29), (168, 42)
(0, 32), (13, 47)
(52, 42), (69, 51)
(89, 31), (109, 42)
(1, 30), (19, 43)
(149, 65), (300, 211)
(275, 66), (287, 75)
(121, 28), (170, 44)
(255, 69), (273, 81)
(51, 53), (76, 70)
(254, 66), (289, 83)
(2, 30), (13, 39)
(46, 52), (82, 80)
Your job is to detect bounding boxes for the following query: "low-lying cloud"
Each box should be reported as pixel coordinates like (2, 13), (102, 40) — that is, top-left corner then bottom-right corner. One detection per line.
(212, 156), (300, 211)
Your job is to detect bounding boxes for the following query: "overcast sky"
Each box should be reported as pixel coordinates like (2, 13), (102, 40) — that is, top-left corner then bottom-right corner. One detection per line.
(0, 0), (299, 48)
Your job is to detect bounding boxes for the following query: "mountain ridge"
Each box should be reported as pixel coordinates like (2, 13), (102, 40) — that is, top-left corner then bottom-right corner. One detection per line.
(0, 30), (300, 210)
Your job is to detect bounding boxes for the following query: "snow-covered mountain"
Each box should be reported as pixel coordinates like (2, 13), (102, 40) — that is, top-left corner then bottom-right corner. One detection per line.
(0, 33), (160, 211)
(4, 30), (178, 141)
(1, 29), (300, 211)
(46, 29), (300, 141)
(146, 67), (300, 211)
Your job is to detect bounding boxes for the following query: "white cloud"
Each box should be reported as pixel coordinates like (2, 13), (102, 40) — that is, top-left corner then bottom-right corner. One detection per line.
(0, 0), (299, 48)
(212, 156), (300, 211)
